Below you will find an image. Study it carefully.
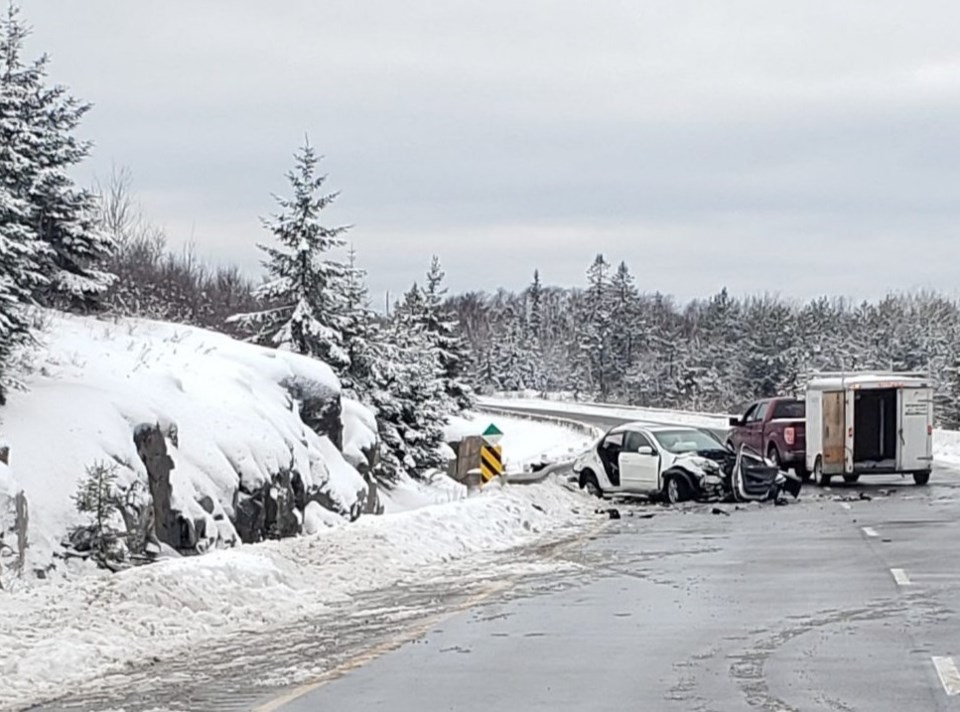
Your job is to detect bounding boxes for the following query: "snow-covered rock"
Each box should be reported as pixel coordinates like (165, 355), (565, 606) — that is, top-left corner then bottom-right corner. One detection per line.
(0, 311), (370, 576)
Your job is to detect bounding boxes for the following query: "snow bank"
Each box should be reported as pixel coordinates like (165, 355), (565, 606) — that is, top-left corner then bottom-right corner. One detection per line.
(0, 481), (597, 710)
(934, 429), (960, 468)
(0, 312), (368, 572)
(379, 472), (467, 513)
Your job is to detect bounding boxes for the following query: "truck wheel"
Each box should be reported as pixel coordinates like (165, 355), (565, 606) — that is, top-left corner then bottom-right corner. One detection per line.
(767, 445), (782, 471)
(814, 456), (831, 487)
(913, 471), (931, 486)
(579, 470), (604, 498)
(843, 474), (860, 484)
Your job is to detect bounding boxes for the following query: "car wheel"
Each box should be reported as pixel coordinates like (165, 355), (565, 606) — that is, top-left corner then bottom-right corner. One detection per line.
(913, 471), (931, 486)
(767, 445), (781, 471)
(814, 456), (831, 487)
(843, 474), (860, 484)
(579, 470), (604, 498)
(664, 474), (690, 505)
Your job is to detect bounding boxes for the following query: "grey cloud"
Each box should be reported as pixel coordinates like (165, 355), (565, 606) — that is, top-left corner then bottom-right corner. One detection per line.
(24, 0), (960, 304)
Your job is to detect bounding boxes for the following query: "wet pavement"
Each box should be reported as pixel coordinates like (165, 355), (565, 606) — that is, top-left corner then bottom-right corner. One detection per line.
(272, 475), (960, 712)
(31, 469), (960, 711)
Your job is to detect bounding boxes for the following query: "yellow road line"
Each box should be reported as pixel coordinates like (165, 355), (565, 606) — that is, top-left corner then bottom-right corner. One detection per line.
(253, 518), (609, 712)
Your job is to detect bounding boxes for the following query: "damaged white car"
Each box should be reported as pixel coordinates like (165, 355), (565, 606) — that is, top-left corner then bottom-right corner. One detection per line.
(573, 423), (802, 504)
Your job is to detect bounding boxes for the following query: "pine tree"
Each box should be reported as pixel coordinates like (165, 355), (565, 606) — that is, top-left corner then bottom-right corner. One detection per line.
(339, 246), (378, 399)
(527, 269), (544, 344)
(0, 6), (48, 398)
(609, 261), (641, 396)
(0, 183), (38, 401)
(0, 4), (114, 309)
(73, 460), (122, 562)
(230, 140), (350, 369)
(579, 254), (615, 400)
(367, 283), (449, 481)
(420, 256), (475, 411)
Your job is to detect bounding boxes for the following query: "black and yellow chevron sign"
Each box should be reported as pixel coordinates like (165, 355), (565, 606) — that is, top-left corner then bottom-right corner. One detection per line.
(480, 444), (503, 482)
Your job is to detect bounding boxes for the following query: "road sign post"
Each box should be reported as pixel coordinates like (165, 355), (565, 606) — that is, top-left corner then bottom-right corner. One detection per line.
(480, 424), (504, 483)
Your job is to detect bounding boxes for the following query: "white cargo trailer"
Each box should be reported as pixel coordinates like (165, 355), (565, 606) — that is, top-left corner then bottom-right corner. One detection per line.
(804, 372), (933, 486)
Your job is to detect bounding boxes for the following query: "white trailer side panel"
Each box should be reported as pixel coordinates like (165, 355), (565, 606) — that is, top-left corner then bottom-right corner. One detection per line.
(898, 387), (934, 472)
(805, 390), (822, 471)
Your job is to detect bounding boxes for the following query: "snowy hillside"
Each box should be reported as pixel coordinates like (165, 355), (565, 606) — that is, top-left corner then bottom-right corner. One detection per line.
(0, 312), (373, 579)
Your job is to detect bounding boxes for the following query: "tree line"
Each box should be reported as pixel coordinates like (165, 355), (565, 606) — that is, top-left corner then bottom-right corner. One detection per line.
(454, 254), (960, 428)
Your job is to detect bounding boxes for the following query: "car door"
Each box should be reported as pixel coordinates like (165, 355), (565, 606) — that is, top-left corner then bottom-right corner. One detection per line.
(619, 430), (660, 493)
(598, 431), (625, 487)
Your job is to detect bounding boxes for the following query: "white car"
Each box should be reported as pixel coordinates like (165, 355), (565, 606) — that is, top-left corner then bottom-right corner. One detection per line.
(573, 423), (732, 503)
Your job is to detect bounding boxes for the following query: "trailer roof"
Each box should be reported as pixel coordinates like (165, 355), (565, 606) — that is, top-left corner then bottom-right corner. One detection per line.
(806, 373), (931, 390)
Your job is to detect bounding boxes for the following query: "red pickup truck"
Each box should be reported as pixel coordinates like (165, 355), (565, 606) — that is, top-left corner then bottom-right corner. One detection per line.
(727, 397), (807, 479)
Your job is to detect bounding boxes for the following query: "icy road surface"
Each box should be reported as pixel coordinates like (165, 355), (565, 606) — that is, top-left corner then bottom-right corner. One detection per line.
(31, 470), (960, 712)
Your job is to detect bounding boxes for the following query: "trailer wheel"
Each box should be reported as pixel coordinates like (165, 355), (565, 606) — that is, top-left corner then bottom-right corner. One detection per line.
(814, 456), (831, 487)
(913, 471), (931, 486)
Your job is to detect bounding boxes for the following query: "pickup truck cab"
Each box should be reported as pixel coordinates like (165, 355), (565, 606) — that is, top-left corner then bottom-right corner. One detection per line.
(727, 397), (807, 478)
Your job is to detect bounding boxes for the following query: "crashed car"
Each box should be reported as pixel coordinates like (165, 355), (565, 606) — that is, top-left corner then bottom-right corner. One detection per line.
(572, 422), (802, 504)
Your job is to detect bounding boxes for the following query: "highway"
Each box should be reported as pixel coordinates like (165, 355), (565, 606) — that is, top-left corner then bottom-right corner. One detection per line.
(34, 405), (960, 712)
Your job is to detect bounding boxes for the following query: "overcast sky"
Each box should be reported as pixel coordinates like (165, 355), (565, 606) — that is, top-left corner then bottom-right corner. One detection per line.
(22, 1), (960, 305)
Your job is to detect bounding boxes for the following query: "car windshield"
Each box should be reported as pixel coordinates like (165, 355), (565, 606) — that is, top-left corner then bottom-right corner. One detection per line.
(653, 429), (725, 454)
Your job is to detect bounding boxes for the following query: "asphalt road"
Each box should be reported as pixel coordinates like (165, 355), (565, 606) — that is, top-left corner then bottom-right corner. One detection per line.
(32, 404), (960, 712)
(272, 476), (960, 712)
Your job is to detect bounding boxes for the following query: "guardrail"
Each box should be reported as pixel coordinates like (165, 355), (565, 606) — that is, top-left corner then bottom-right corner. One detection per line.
(479, 394), (734, 421)
(473, 404), (605, 439)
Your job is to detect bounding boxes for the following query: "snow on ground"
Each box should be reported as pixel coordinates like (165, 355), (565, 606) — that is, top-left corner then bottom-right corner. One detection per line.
(0, 480), (597, 711)
(934, 430), (960, 468)
(379, 472), (467, 513)
(446, 412), (598, 469)
(0, 311), (367, 573)
(479, 396), (730, 431)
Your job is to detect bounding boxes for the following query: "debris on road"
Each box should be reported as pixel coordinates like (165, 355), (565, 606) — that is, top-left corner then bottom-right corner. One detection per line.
(712, 507), (731, 516)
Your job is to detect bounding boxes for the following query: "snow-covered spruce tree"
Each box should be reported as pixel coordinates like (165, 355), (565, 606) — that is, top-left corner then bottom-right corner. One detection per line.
(0, 184), (43, 401)
(0, 7), (48, 399)
(338, 246), (379, 399)
(578, 254), (616, 400)
(366, 283), (449, 482)
(421, 256), (475, 411)
(0, 4), (114, 310)
(72, 460), (124, 565)
(230, 140), (350, 370)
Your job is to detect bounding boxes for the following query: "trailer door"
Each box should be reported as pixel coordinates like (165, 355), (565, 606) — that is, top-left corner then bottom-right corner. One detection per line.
(822, 391), (845, 474)
(899, 388), (933, 472)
